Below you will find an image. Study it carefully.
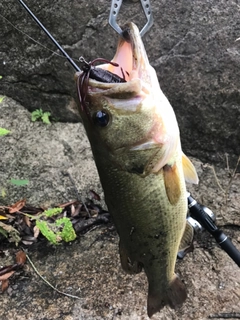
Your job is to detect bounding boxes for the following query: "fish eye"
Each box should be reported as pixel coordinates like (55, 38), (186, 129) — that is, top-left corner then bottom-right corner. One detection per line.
(94, 110), (110, 127)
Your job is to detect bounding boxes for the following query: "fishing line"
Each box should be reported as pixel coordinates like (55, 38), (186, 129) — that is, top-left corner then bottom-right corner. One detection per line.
(0, 12), (80, 63)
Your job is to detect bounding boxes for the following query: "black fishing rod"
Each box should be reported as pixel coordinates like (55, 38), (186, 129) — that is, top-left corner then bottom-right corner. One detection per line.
(187, 192), (240, 268)
(17, 0), (81, 72)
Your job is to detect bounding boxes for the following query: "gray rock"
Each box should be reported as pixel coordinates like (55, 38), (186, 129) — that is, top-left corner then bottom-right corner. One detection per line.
(0, 97), (101, 207)
(0, 0), (239, 164)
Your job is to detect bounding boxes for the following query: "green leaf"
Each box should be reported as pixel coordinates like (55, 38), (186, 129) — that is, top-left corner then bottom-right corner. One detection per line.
(41, 112), (51, 124)
(56, 217), (76, 242)
(31, 109), (51, 124)
(0, 127), (10, 136)
(0, 76), (2, 79)
(35, 211), (76, 244)
(44, 207), (62, 217)
(10, 179), (29, 186)
(0, 96), (5, 103)
(36, 220), (61, 245)
(1, 188), (6, 198)
(31, 109), (42, 122)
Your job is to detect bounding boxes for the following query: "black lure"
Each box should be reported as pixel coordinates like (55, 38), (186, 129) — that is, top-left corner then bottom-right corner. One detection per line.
(80, 57), (126, 84)
(77, 57), (126, 114)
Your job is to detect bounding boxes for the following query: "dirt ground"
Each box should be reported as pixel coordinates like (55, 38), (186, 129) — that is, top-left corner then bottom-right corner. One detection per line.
(0, 97), (240, 320)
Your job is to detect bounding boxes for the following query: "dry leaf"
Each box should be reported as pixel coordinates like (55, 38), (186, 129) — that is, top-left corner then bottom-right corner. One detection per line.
(16, 251), (26, 265)
(58, 200), (78, 208)
(0, 222), (21, 245)
(0, 270), (15, 281)
(1, 279), (9, 292)
(21, 240), (34, 245)
(70, 204), (75, 216)
(71, 204), (81, 217)
(33, 226), (40, 238)
(23, 215), (31, 227)
(89, 190), (101, 201)
(0, 215), (7, 220)
(8, 199), (26, 214)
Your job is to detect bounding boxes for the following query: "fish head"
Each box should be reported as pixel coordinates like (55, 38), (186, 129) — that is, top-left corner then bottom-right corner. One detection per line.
(76, 22), (180, 174)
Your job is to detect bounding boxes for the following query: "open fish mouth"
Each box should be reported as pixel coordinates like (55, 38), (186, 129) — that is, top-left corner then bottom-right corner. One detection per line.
(76, 22), (154, 117)
(88, 22), (152, 88)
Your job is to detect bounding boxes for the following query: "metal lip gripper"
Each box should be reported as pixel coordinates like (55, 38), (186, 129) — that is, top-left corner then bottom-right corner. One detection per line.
(109, 0), (154, 37)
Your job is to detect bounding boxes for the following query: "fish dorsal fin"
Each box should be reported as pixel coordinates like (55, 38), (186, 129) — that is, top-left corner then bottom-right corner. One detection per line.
(163, 163), (181, 205)
(182, 153), (199, 184)
(178, 220), (194, 253)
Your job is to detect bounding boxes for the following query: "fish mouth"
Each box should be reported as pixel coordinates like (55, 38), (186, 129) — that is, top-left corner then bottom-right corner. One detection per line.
(77, 22), (155, 118)
(89, 22), (151, 87)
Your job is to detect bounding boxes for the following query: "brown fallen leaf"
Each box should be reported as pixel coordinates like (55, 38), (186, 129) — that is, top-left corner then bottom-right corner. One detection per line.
(0, 250), (27, 293)
(16, 250), (26, 266)
(8, 199), (26, 214)
(23, 214), (31, 228)
(58, 200), (78, 208)
(0, 270), (15, 281)
(33, 226), (40, 239)
(1, 279), (9, 292)
(89, 189), (101, 201)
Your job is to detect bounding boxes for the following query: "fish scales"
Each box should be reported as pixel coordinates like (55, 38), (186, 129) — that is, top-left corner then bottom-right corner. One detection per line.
(92, 145), (186, 273)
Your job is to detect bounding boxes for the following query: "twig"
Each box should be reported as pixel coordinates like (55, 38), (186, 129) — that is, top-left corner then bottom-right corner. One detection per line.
(209, 312), (240, 319)
(205, 164), (225, 193)
(204, 157), (240, 220)
(0, 264), (19, 277)
(225, 156), (240, 199)
(26, 253), (81, 299)
(225, 153), (230, 171)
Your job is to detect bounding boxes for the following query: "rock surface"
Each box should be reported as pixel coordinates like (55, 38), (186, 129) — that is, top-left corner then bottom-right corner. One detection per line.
(0, 97), (240, 320)
(0, 0), (239, 164)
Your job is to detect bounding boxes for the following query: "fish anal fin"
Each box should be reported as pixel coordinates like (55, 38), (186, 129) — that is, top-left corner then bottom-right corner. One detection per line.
(182, 153), (199, 184)
(163, 163), (181, 205)
(147, 274), (187, 318)
(119, 240), (142, 274)
(178, 221), (194, 259)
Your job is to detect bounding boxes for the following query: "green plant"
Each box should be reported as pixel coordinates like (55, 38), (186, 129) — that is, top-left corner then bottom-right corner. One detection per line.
(31, 109), (51, 124)
(0, 95), (5, 103)
(0, 127), (10, 136)
(10, 178), (29, 186)
(30, 208), (76, 245)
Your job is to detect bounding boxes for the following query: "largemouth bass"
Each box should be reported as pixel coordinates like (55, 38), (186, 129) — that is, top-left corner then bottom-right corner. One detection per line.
(75, 22), (198, 318)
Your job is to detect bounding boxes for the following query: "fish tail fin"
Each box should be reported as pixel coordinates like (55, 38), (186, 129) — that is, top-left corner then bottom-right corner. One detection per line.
(147, 274), (187, 318)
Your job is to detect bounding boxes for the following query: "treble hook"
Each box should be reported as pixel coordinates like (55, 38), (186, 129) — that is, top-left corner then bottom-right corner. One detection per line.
(109, 0), (154, 37)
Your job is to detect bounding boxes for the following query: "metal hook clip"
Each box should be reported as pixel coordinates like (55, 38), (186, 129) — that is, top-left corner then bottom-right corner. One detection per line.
(109, 0), (153, 37)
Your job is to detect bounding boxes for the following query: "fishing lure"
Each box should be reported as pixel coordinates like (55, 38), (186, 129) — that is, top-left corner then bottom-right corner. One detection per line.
(77, 57), (126, 113)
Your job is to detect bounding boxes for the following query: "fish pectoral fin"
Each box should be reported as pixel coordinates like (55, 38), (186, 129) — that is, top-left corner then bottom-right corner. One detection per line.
(177, 220), (194, 259)
(163, 163), (181, 205)
(182, 153), (199, 184)
(147, 274), (187, 318)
